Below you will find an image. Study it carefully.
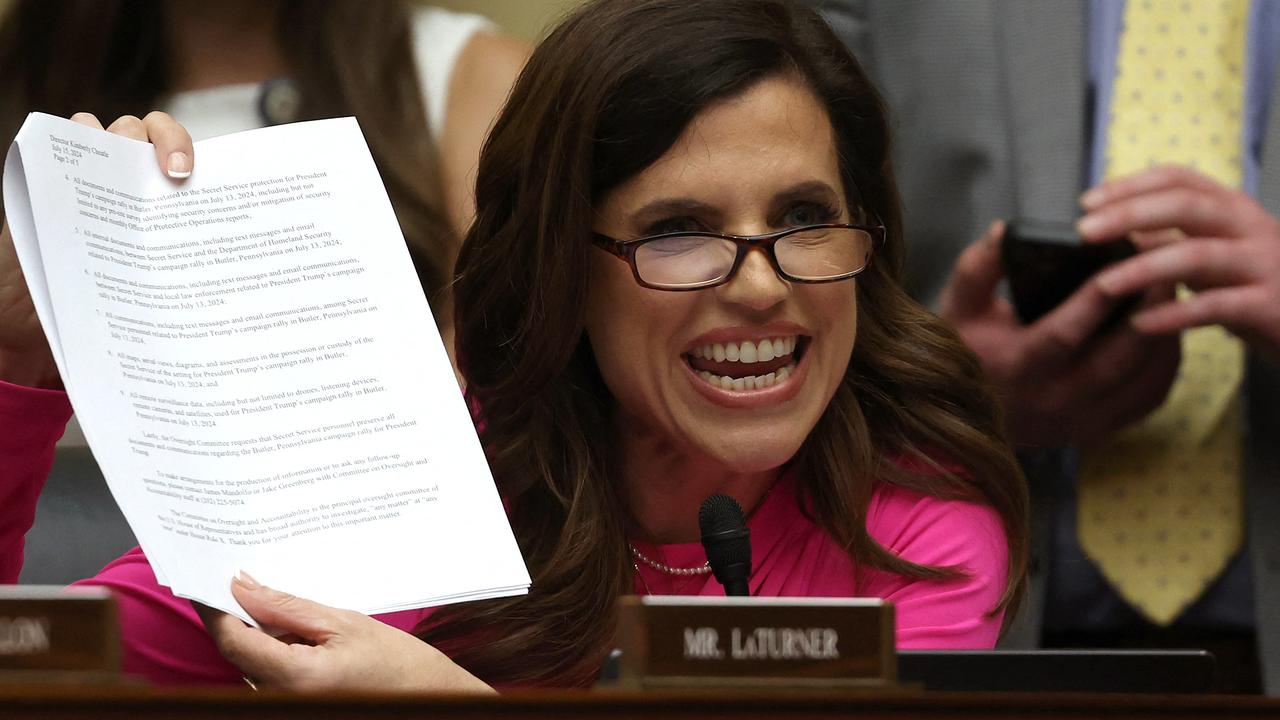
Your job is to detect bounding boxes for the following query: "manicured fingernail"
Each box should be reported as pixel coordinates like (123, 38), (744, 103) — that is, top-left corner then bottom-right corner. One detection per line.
(167, 151), (191, 179)
(234, 571), (262, 590)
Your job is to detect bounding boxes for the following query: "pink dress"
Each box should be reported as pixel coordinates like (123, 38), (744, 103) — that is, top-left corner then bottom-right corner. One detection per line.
(0, 380), (1009, 686)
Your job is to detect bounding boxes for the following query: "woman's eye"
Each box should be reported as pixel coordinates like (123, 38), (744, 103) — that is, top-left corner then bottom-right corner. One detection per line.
(782, 202), (838, 228)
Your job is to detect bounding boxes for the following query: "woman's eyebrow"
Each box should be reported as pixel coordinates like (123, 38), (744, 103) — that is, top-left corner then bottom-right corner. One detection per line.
(626, 180), (843, 229)
(629, 198), (719, 226)
(771, 180), (843, 208)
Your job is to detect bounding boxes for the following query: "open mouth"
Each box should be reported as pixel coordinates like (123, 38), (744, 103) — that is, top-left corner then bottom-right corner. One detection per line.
(682, 335), (808, 392)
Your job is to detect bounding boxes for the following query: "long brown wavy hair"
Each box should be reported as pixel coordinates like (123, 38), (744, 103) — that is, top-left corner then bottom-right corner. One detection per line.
(433, 0), (1029, 688)
(0, 0), (454, 315)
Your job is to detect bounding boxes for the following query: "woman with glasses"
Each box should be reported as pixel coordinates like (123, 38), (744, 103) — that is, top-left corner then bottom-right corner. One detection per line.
(0, 0), (1027, 692)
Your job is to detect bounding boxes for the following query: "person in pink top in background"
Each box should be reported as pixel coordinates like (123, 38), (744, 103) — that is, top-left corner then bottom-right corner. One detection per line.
(0, 0), (1028, 694)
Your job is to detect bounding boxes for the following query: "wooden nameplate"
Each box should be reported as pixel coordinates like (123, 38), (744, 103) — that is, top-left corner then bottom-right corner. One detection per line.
(607, 596), (898, 690)
(0, 586), (123, 684)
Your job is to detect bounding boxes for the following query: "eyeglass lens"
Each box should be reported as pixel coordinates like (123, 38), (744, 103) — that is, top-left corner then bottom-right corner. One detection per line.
(632, 227), (873, 289)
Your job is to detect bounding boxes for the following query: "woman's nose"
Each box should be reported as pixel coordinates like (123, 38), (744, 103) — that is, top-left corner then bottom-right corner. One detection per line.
(714, 247), (790, 312)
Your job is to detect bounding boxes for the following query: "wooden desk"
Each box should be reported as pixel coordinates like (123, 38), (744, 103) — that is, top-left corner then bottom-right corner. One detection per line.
(3, 685), (1280, 720)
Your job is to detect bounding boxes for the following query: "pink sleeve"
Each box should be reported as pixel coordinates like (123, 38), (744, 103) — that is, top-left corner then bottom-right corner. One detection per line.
(71, 549), (244, 684)
(857, 484), (1009, 649)
(0, 380), (239, 684)
(0, 380), (73, 583)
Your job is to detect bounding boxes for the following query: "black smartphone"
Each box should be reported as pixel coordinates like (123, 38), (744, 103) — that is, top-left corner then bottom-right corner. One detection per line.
(1001, 218), (1138, 325)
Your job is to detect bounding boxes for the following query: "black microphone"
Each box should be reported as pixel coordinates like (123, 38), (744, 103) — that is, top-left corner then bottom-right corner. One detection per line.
(699, 494), (752, 596)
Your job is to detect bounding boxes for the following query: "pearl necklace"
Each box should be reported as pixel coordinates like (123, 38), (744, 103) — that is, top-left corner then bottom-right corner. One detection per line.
(629, 544), (711, 576)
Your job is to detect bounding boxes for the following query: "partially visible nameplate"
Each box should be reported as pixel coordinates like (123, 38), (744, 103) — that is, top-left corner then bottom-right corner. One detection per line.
(0, 586), (121, 682)
(609, 596), (896, 689)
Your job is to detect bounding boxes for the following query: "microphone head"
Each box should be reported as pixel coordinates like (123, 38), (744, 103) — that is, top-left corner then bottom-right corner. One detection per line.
(699, 494), (751, 592)
(698, 493), (746, 536)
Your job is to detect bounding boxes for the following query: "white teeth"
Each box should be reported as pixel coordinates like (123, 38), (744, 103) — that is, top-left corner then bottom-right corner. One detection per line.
(687, 335), (801, 369)
(757, 340), (775, 363)
(694, 362), (797, 393)
(696, 336), (799, 363)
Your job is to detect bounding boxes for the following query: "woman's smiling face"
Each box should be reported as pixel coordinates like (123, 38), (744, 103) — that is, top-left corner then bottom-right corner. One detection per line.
(585, 74), (859, 473)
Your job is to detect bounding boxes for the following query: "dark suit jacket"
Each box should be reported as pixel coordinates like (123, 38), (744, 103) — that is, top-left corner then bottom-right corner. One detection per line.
(816, 0), (1280, 694)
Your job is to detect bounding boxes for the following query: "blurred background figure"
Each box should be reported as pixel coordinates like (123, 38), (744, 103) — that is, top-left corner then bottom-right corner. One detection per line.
(817, 0), (1280, 695)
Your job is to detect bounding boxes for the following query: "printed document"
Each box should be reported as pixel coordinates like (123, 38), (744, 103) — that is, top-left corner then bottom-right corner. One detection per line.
(3, 113), (530, 621)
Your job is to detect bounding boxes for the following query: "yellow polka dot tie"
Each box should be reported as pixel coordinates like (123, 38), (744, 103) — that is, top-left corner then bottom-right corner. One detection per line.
(1077, 0), (1248, 626)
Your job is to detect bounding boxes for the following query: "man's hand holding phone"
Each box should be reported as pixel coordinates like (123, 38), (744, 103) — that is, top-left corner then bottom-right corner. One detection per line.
(939, 220), (1180, 447)
(1002, 219), (1138, 325)
(1081, 165), (1280, 363)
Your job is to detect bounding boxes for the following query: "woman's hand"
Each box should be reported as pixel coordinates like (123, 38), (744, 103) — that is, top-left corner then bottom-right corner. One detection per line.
(197, 574), (494, 694)
(0, 111), (194, 389)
